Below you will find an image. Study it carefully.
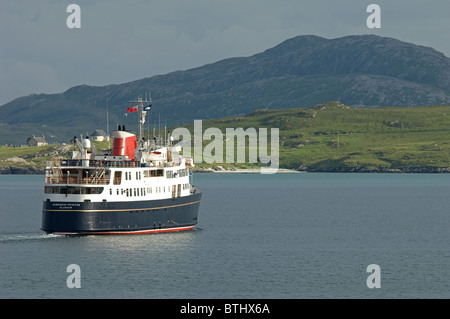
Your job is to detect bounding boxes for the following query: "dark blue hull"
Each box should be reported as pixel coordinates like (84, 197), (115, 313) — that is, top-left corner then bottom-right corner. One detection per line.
(41, 189), (201, 235)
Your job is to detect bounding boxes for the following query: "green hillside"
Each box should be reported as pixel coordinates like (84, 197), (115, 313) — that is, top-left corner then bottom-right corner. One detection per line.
(182, 102), (450, 172)
(2, 102), (450, 173)
(0, 141), (110, 174)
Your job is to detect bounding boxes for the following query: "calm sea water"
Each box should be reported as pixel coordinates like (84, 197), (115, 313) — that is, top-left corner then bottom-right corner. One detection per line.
(1, 172), (450, 299)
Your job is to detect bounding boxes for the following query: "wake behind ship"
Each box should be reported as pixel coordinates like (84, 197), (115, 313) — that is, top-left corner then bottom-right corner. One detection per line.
(41, 96), (201, 235)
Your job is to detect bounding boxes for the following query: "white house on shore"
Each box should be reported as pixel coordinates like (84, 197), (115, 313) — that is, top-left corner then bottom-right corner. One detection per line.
(27, 134), (48, 147)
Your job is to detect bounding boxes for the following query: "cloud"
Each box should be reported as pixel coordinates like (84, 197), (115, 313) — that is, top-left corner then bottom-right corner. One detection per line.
(0, 58), (62, 101)
(1, 0), (450, 106)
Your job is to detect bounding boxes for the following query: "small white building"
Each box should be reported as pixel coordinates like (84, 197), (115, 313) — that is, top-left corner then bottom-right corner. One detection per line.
(90, 130), (109, 142)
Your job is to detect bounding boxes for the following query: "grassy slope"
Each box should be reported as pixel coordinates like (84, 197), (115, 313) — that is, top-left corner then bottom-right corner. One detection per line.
(0, 141), (111, 170)
(182, 102), (450, 171)
(2, 103), (450, 172)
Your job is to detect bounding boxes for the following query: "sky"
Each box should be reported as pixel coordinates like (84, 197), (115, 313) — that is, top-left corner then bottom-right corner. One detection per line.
(1, 0), (450, 106)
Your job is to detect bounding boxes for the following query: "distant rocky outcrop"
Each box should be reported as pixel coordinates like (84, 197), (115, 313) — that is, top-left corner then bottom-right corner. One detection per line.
(0, 166), (44, 174)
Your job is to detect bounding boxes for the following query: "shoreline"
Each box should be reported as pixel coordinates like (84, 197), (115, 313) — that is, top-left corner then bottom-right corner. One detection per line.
(2, 165), (450, 175)
(0, 166), (45, 175)
(193, 168), (301, 173)
(192, 166), (450, 174)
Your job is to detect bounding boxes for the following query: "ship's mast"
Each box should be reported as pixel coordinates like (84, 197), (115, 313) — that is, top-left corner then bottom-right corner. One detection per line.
(128, 95), (152, 142)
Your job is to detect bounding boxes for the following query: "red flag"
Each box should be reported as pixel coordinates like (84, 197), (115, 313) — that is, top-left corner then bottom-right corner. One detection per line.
(127, 105), (138, 112)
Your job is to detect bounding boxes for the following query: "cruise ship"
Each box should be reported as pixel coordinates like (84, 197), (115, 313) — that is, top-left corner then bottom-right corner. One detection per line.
(41, 96), (202, 235)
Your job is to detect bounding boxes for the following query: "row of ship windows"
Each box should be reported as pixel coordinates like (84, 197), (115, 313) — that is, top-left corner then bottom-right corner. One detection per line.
(166, 169), (189, 179)
(119, 169), (189, 182)
(45, 186), (103, 194)
(44, 184), (190, 195)
(110, 183), (190, 197)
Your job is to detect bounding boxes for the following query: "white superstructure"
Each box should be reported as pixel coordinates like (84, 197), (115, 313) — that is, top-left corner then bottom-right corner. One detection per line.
(44, 96), (195, 204)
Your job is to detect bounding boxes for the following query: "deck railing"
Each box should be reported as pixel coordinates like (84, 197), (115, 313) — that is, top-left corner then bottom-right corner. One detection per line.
(50, 159), (142, 168)
(45, 176), (109, 185)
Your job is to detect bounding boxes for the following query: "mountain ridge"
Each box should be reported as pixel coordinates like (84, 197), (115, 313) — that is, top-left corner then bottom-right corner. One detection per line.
(2, 34), (450, 144)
